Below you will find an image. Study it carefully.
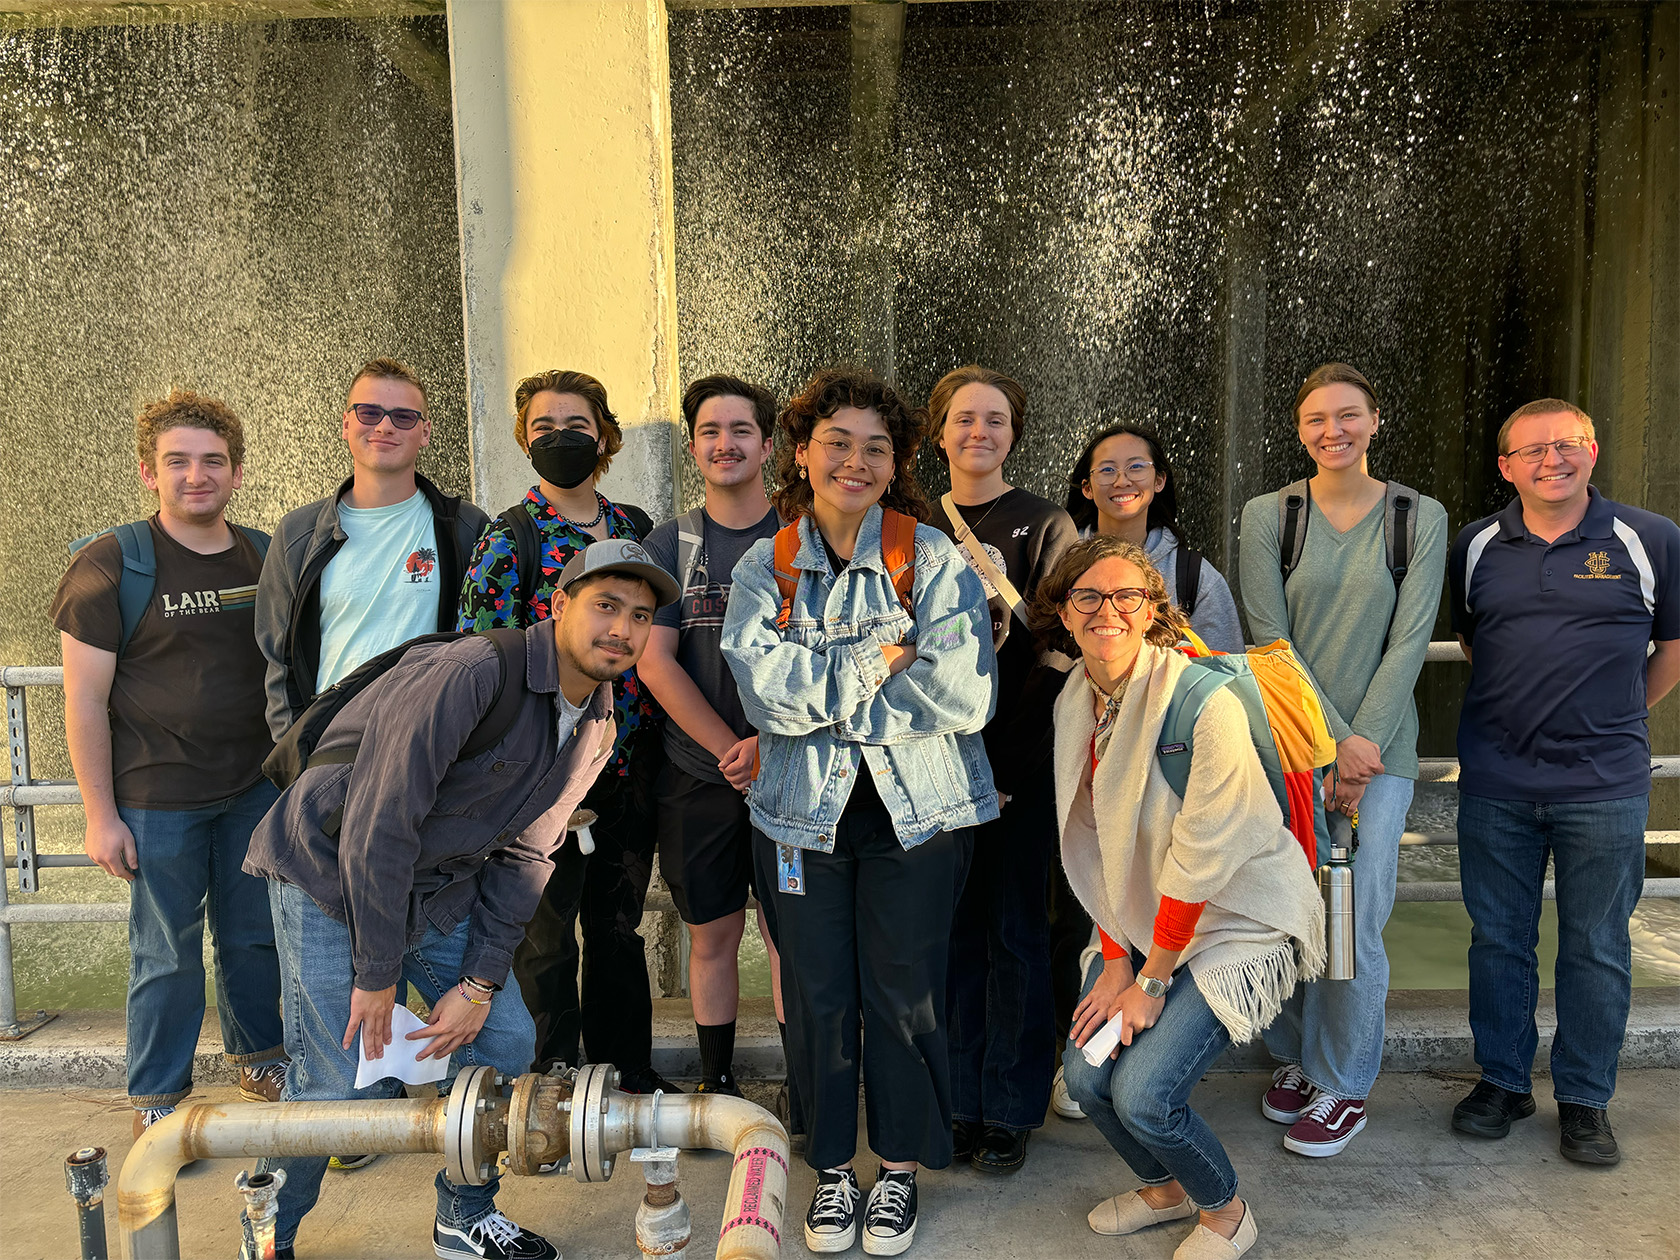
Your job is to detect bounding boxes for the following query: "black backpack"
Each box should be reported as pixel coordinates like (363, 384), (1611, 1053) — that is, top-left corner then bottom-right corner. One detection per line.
(498, 500), (655, 616)
(262, 628), (528, 798)
(1176, 544), (1204, 617)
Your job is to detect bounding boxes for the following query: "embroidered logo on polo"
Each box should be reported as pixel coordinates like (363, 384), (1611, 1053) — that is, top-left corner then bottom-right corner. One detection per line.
(1576, 550), (1621, 580)
(161, 583), (257, 617)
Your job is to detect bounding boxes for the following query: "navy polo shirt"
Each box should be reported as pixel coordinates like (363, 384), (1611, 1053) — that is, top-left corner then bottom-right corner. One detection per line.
(1449, 486), (1680, 802)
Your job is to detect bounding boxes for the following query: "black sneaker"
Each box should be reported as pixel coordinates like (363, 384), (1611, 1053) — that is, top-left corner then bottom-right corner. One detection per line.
(433, 1210), (559, 1259)
(1451, 1079), (1536, 1139)
(804, 1167), (861, 1253)
(616, 1066), (685, 1095)
(862, 1167), (918, 1256)
(695, 1074), (745, 1097)
(1558, 1103), (1620, 1165)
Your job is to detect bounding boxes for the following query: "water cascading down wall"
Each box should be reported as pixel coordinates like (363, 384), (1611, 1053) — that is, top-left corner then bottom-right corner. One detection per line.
(0, 0), (1675, 1007)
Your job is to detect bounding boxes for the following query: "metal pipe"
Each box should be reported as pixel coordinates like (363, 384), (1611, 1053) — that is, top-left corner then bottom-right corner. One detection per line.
(1395, 877), (1680, 903)
(65, 1147), (109, 1260)
(235, 1168), (287, 1260)
(117, 1098), (448, 1260)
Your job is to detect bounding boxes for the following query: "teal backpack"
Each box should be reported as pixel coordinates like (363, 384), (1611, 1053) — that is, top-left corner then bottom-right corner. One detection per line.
(69, 521), (271, 654)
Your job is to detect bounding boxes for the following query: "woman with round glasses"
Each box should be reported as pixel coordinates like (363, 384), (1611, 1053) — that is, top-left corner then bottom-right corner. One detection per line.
(722, 368), (997, 1256)
(1031, 534), (1321, 1260)
(1065, 425), (1242, 653)
(1237, 362), (1447, 1158)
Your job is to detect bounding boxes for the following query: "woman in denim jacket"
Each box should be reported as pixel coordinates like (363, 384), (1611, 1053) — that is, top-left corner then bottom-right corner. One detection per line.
(722, 368), (998, 1257)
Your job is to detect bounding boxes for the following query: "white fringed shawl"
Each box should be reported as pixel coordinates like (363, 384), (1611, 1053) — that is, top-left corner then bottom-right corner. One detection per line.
(1054, 642), (1326, 1043)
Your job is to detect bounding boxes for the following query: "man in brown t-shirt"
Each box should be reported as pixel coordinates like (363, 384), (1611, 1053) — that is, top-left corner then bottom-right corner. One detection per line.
(51, 389), (286, 1136)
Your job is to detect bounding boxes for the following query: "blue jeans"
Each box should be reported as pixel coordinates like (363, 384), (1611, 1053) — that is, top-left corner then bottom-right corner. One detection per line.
(118, 778), (284, 1107)
(1263, 772), (1411, 1099)
(1060, 953), (1237, 1210)
(1457, 792), (1648, 1108)
(947, 783), (1056, 1131)
(260, 881), (538, 1248)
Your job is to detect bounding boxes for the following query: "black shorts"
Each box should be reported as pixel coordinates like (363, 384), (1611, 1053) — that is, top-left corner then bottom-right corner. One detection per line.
(655, 759), (757, 926)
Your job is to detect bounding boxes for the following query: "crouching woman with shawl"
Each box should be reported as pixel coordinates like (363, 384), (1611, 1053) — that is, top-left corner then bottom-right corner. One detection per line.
(1031, 536), (1324, 1260)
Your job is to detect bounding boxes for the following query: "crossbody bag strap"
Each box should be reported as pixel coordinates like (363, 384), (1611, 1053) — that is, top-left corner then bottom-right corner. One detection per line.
(941, 492), (1030, 628)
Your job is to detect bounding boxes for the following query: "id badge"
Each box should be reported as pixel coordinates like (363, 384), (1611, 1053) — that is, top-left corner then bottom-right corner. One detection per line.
(777, 844), (805, 896)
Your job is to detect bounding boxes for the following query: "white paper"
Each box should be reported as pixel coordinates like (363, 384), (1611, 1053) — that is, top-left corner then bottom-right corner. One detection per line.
(1081, 1011), (1128, 1067)
(354, 1003), (451, 1089)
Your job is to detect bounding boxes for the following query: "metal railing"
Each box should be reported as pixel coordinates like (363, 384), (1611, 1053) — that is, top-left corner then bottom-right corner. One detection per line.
(5, 648), (1679, 1038)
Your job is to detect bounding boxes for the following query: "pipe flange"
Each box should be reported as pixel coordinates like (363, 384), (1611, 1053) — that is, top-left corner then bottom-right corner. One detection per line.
(506, 1072), (574, 1176)
(444, 1065), (501, 1187)
(568, 1062), (618, 1183)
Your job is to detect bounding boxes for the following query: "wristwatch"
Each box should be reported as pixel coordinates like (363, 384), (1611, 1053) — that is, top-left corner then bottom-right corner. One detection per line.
(1137, 974), (1171, 999)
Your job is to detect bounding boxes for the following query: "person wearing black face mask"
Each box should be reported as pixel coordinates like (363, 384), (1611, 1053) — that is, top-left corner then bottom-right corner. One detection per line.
(458, 369), (677, 1099)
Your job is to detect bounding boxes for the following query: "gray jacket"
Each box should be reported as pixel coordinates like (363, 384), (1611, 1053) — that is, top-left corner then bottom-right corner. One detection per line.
(255, 474), (489, 739)
(243, 622), (615, 990)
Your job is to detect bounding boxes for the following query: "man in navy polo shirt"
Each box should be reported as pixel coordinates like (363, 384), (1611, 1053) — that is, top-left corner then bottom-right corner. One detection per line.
(1448, 398), (1680, 1165)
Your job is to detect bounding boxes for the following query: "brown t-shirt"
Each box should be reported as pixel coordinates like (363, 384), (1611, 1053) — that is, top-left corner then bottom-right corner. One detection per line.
(50, 516), (272, 809)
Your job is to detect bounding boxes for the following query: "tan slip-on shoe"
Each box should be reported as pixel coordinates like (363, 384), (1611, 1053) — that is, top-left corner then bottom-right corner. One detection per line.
(1173, 1203), (1258, 1260)
(1087, 1189), (1198, 1236)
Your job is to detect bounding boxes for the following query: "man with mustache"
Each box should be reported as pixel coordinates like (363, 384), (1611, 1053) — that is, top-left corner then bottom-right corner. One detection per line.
(244, 539), (678, 1260)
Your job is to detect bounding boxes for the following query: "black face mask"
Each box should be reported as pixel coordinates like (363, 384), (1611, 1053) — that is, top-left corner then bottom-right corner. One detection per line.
(529, 429), (599, 490)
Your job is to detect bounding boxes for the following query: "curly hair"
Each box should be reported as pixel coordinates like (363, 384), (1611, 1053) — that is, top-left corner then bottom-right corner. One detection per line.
(927, 364), (1026, 465)
(1027, 535), (1189, 658)
(770, 368), (931, 523)
(513, 369), (623, 479)
(135, 389), (246, 470)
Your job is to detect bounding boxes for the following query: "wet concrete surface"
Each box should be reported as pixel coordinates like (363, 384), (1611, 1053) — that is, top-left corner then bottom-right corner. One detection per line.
(2, 1069), (1674, 1260)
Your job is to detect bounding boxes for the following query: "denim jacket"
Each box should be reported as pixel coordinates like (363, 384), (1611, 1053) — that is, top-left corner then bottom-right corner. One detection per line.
(721, 505), (1000, 852)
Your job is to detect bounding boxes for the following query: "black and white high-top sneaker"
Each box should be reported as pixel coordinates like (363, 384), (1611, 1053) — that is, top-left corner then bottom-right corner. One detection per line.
(804, 1166), (861, 1253)
(862, 1167), (918, 1256)
(433, 1209), (558, 1260)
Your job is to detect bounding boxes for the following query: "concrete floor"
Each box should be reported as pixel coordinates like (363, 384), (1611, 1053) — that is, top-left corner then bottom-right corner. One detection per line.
(2, 1071), (1675, 1260)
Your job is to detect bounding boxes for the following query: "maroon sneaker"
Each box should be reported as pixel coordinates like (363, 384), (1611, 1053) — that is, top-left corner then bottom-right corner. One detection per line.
(1261, 1064), (1314, 1124)
(1283, 1093), (1368, 1157)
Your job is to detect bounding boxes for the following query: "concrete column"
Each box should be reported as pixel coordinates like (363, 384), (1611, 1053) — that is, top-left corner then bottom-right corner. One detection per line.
(848, 1), (905, 381)
(447, 0), (681, 520)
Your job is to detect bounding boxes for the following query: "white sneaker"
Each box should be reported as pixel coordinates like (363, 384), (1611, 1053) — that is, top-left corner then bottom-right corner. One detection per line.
(1052, 1065), (1086, 1120)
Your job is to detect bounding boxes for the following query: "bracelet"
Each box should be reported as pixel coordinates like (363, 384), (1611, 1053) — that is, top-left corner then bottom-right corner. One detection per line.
(460, 976), (496, 994)
(457, 981), (490, 1006)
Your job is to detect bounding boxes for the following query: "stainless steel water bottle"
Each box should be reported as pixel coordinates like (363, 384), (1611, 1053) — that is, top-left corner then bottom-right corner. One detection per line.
(1319, 811), (1357, 980)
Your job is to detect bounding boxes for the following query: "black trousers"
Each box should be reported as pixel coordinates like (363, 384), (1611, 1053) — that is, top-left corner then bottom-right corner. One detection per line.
(754, 783), (973, 1171)
(514, 742), (660, 1073)
(1047, 855), (1095, 1043)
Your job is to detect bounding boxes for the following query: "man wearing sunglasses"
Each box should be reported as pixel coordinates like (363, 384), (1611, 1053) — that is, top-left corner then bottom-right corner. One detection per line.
(257, 358), (490, 743)
(1448, 398), (1680, 1167)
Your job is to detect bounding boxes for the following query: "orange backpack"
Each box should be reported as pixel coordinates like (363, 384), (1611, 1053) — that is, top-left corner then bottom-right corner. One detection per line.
(772, 510), (919, 629)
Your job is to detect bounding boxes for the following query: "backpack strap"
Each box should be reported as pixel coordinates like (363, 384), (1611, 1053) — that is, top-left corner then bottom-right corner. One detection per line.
(499, 507), (542, 617)
(772, 522), (803, 630)
(880, 509), (918, 615)
(1277, 479), (1311, 584)
(941, 493), (1029, 628)
(113, 521), (158, 654)
(1383, 481), (1417, 593)
(1154, 663), (1232, 802)
(674, 508), (707, 603)
(1176, 544), (1203, 618)
(234, 524), (271, 561)
(460, 627), (529, 758)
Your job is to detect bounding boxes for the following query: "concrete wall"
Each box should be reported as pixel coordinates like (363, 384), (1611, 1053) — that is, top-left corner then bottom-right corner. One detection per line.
(448, 0), (681, 522)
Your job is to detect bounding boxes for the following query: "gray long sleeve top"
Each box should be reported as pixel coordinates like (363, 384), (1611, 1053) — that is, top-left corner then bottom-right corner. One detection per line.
(1238, 487), (1448, 780)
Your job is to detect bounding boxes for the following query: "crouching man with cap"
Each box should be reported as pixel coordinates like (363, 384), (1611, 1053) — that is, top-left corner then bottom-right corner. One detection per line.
(243, 540), (679, 1260)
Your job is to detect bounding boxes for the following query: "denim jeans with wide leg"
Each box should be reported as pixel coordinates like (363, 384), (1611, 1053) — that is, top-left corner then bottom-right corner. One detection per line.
(947, 782), (1056, 1131)
(1457, 792), (1648, 1108)
(1263, 771), (1411, 1099)
(259, 881), (538, 1250)
(1060, 952), (1237, 1210)
(118, 778), (284, 1107)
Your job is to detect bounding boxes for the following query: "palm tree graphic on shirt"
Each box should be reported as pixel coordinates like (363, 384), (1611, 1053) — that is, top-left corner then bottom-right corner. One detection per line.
(406, 547), (437, 582)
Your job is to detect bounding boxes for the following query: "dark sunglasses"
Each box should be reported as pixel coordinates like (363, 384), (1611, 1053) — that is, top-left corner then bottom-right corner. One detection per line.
(347, 402), (424, 430)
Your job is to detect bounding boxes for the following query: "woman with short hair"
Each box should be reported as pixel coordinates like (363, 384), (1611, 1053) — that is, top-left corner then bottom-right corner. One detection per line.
(1033, 535), (1323, 1260)
(722, 368), (998, 1256)
(1238, 362), (1447, 1158)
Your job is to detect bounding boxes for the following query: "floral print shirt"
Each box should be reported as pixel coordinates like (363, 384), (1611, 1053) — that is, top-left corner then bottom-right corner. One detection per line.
(457, 486), (654, 774)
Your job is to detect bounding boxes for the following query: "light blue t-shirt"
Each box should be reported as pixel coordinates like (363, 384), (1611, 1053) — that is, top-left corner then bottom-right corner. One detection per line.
(316, 491), (440, 692)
